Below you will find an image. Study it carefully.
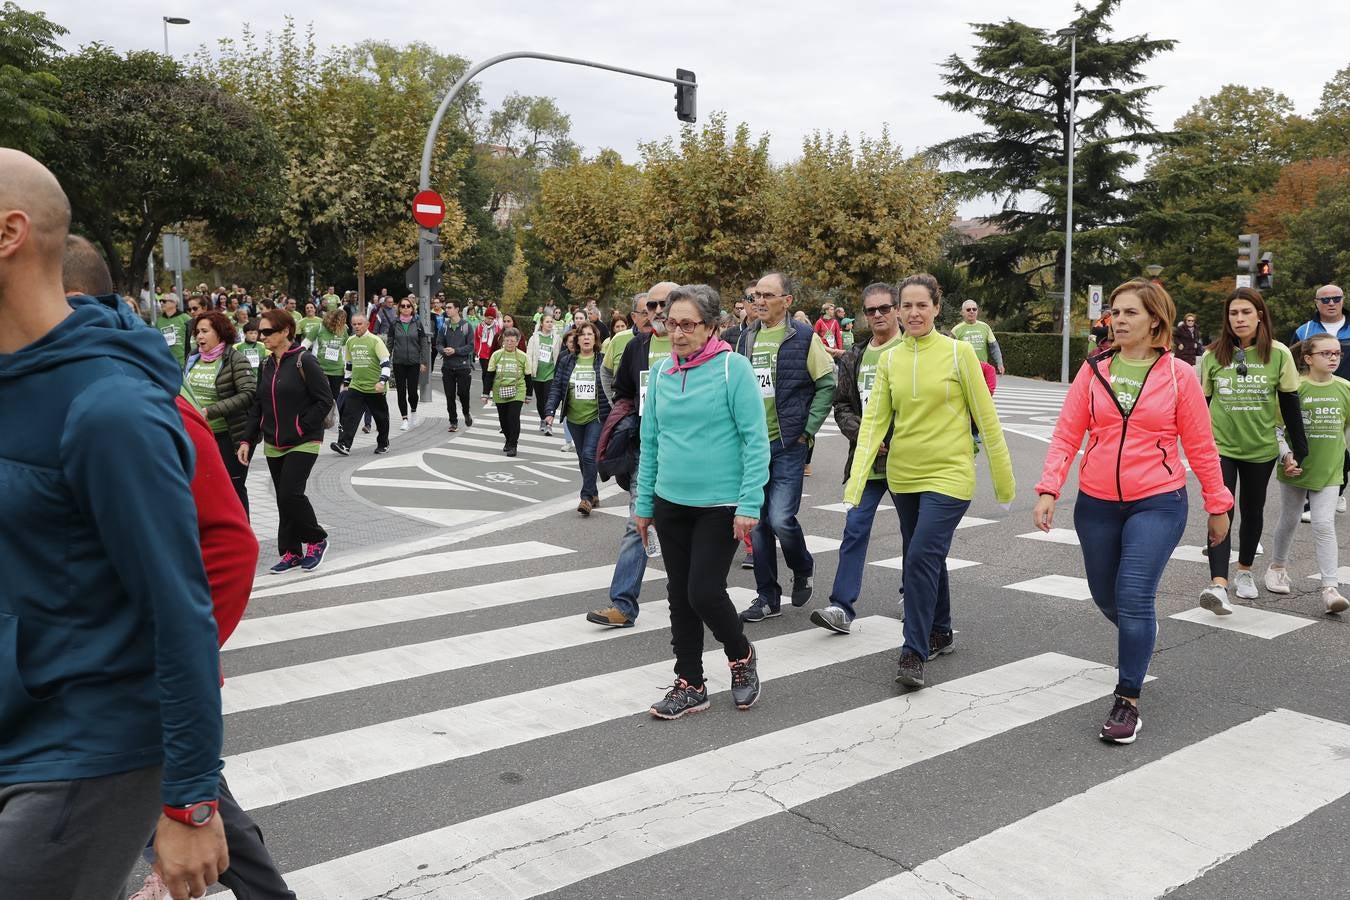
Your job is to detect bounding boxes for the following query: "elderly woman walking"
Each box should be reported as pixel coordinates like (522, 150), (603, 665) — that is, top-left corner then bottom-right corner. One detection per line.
(635, 284), (770, 719)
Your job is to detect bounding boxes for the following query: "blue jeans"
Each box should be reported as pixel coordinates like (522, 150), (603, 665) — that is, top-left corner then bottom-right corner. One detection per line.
(566, 417), (601, 499)
(829, 478), (897, 618)
(609, 491), (648, 621)
(895, 491), (970, 657)
(1073, 488), (1188, 698)
(752, 439), (814, 605)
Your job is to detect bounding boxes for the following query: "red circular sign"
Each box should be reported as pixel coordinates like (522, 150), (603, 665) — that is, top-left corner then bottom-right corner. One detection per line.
(412, 190), (446, 228)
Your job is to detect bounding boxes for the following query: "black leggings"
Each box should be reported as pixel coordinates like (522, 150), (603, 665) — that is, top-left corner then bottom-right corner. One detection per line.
(326, 375), (345, 416)
(479, 357), (491, 394)
(653, 496), (748, 686)
(497, 400), (523, 449)
(214, 431), (249, 516)
(535, 375), (553, 422)
(265, 450), (326, 557)
(1210, 455), (1277, 579)
(393, 363), (420, 417)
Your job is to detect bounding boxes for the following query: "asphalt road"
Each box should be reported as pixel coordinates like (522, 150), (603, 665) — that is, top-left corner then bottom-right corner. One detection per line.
(193, 374), (1349, 900)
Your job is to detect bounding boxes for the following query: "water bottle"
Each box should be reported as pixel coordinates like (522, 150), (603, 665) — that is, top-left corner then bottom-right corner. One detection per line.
(645, 527), (662, 558)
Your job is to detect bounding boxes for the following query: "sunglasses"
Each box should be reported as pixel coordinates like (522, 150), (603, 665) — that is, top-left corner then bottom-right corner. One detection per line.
(864, 303), (894, 317)
(399, 304), (413, 309)
(646, 300), (667, 311)
(1318, 295), (1344, 304)
(258, 327), (280, 338)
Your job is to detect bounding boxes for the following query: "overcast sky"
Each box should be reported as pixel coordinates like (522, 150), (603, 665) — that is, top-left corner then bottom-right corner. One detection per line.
(38, 1), (1346, 216)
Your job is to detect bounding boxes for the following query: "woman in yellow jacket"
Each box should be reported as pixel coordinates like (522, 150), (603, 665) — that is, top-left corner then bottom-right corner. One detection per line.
(844, 274), (1016, 689)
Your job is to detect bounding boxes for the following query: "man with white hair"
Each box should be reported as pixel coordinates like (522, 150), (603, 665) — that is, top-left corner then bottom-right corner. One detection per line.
(951, 299), (1004, 375)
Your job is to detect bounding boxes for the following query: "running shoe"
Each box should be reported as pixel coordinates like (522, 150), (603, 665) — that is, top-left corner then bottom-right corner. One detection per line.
(928, 629), (955, 659)
(1099, 695), (1141, 744)
(465, 414), (474, 427)
(1233, 569), (1259, 600)
(810, 605), (852, 634)
(590, 495), (601, 509)
(790, 573), (814, 607)
(728, 642), (761, 709)
(448, 422), (458, 432)
(361, 424), (370, 434)
(739, 596), (781, 622)
(329, 441), (349, 456)
(577, 498), (592, 516)
(1301, 506), (1313, 523)
(268, 552), (302, 574)
(505, 447), (517, 457)
(410, 412), (419, 427)
(1199, 583), (1233, 615)
(1340, 495), (1347, 514)
(586, 607), (634, 628)
(400, 418), (409, 431)
(804, 464), (812, 477)
(1322, 587), (1350, 614)
(374, 445), (389, 455)
(740, 551), (754, 570)
(649, 679), (709, 720)
(895, 649), (925, 688)
(301, 539), (329, 571)
(1263, 566), (1292, 595)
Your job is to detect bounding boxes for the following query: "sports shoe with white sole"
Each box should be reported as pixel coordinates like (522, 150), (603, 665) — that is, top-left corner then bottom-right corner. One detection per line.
(1322, 587), (1350, 614)
(1099, 695), (1141, 744)
(1233, 569), (1259, 600)
(1264, 566), (1292, 594)
(1199, 583), (1233, 615)
(649, 679), (709, 720)
(809, 605), (852, 634)
(1340, 495), (1347, 514)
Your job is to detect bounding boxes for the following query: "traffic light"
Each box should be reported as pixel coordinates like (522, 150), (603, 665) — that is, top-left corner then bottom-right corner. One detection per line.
(1256, 252), (1273, 291)
(1237, 233), (1260, 274)
(674, 69), (696, 123)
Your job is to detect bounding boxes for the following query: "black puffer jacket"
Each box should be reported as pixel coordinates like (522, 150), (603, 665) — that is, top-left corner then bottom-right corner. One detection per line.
(832, 339), (893, 483)
(187, 345), (256, 445)
(242, 345), (334, 450)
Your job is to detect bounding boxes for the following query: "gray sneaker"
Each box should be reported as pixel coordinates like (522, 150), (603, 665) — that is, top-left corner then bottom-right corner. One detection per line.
(895, 649), (925, 688)
(728, 642), (760, 709)
(739, 596), (781, 623)
(809, 606), (852, 634)
(1199, 583), (1233, 616)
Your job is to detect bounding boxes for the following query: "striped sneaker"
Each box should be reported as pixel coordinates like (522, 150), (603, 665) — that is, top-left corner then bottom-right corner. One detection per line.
(1099, 695), (1141, 744)
(649, 679), (709, 720)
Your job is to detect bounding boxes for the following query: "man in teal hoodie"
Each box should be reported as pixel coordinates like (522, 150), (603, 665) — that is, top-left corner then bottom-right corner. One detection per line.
(0, 150), (227, 900)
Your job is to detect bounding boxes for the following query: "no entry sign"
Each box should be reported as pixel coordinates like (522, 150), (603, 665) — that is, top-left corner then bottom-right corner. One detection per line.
(412, 190), (446, 228)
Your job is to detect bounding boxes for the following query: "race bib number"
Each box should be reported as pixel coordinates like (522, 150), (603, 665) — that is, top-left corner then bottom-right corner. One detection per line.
(858, 367), (877, 409)
(752, 352), (775, 398)
(538, 346), (553, 365)
(163, 327), (177, 346)
(572, 369), (596, 400)
(324, 345), (341, 362)
(498, 384), (517, 401)
(639, 354), (670, 418)
(244, 350), (260, 368)
(824, 331), (837, 348)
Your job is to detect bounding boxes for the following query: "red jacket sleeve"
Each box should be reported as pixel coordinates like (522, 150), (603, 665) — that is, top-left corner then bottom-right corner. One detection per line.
(1035, 362), (1094, 499)
(176, 398), (258, 651)
(980, 362), (997, 395)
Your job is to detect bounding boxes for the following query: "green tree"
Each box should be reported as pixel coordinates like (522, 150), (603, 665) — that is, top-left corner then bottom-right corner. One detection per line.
(771, 129), (952, 298)
(478, 92), (578, 221)
(500, 242), (529, 314)
(46, 45), (281, 293)
(934, 0), (1175, 324)
(0, 2), (68, 156)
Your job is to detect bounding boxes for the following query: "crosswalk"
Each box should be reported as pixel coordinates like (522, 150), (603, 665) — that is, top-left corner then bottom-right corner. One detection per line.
(214, 493), (1347, 900)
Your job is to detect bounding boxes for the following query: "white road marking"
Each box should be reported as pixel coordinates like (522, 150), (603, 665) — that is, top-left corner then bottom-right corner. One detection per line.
(1006, 574), (1093, 601)
(1169, 605), (1316, 639)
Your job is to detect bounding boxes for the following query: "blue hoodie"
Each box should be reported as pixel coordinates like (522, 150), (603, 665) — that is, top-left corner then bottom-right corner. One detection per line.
(0, 294), (222, 805)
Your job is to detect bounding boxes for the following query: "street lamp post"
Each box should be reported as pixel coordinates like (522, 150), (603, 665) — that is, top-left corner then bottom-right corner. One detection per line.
(1057, 26), (1078, 384)
(162, 16), (189, 55)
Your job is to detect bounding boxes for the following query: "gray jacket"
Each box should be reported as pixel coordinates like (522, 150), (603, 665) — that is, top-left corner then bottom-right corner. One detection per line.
(386, 318), (429, 366)
(435, 317), (475, 371)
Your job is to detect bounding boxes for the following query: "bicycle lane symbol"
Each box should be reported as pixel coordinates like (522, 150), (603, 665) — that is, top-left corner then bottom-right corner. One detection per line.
(478, 471), (537, 486)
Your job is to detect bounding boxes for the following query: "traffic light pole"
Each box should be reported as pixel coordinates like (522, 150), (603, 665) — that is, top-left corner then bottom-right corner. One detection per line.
(415, 51), (697, 402)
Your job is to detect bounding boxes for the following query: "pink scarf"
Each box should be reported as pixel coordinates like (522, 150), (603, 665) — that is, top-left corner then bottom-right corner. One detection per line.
(399, 314), (414, 324)
(198, 342), (226, 363)
(667, 336), (731, 373)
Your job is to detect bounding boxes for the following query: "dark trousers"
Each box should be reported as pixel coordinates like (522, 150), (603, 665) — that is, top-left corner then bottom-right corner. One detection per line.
(217, 774), (296, 899)
(895, 491), (971, 658)
(0, 765), (160, 900)
(479, 356), (491, 393)
(266, 451), (326, 557)
(338, 389), (390, 450)
(442, 367), (472, 423)
(497, 400), (523, 449)
(535, 376), (553, 422)
(1210, 455), (1277, 579)
(326, 375), (346, 416)
(215, 430), (250, 516)
(654, 496), (748, 686)
(393, 362), (420, 417)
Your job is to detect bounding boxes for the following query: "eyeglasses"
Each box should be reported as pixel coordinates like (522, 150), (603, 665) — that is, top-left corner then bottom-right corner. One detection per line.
(1310, 350), (1343, 360)
(743, 294), (754, 302)
(863, 303), (894, 317)
(666, 319), (704, 334)
(258, 327), (280, 338)
(1235, 346), (1248, 378)
(752, 291), (784, 301)
(1318, 295), (1344, 304)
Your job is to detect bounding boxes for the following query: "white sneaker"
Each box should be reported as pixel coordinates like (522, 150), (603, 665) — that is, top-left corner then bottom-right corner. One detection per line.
(400, 418), (409, 431)
(1263, 567), (1292, 595)
(1233, 569), (1259, 600)
(1301, 507), (1312, 523)
(1199, 583), (1233, 616)
(1339, 495), (1347, 514)
(1322, 586), (1349, 613)
(410, 412), (419, 428)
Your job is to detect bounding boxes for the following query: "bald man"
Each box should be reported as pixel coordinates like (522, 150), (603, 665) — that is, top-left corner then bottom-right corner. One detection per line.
(0, 149), (228, 900)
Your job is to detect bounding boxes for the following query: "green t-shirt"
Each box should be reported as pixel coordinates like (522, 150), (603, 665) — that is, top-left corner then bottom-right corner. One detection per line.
(842, 330), (855, 351)
(186, 358), (228, 434)
(345, 333), (390, 394)
(858, 335), (902, 479)
(289, 310), (304, 327)
(156, 313), (190, 365)
(1279, 375), (1350, 490)
(605, 329), (637, 376)
(299, 316), (324, 345)
(567, 354), (600, 425)
(489, 348), (529, 404)
(1201, 342), (1300, 461)
(314, 328), (348, 377)
(638, 335), (673, 418)
(264, 441), (320, 458)
(535, 331), (557, 382)
(751, 323), (835, 442)
(322, 293), (341, 312)
(1108, 354), (1157, 414)
(951, 321), (997, 363)
(235, 341), (262, 370)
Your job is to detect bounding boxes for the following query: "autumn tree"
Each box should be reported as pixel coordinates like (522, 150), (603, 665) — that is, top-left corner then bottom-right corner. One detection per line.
(499, 243), (529, 314)
(477, 93), (578, 220)
(771, 129), (952, 299)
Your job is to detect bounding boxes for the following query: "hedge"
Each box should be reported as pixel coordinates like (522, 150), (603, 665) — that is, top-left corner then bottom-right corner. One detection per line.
(993, 332), (1088, 381)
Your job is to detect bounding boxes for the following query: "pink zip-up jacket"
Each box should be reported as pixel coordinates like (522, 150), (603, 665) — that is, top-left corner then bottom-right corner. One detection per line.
(1036, 349), (1233, 515)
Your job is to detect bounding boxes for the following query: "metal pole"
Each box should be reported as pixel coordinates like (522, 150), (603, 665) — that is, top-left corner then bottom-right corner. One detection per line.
(1059, 33), (1077, 384)
(415, 51), (697, 402)
(163, 19), (169, 54)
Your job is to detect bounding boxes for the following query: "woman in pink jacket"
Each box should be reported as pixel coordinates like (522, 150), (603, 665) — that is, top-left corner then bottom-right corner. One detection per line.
(1033, 280), (1232, 745)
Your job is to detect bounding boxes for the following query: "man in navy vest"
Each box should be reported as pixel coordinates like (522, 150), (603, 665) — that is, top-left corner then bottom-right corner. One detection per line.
(735, 271), (837, 621)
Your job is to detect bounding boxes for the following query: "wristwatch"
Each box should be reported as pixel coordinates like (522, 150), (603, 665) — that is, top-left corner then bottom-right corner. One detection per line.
(162, 799), (219, 827)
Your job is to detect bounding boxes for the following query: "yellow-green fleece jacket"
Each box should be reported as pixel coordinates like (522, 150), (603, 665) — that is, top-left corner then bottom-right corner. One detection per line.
(844, 330), (1015, 505)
